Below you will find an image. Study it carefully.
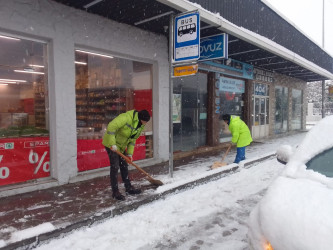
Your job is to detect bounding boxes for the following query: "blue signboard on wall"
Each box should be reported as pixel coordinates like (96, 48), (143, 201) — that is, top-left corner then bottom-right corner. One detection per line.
(174, 11), (200, 62)
(199, 33), (228, 61)
(219, 77), (245, 93)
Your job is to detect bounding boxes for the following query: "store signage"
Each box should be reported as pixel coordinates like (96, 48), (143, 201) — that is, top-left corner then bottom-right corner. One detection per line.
(174, 11), (200, 62)
(199, 33), (228, 61)
(254, 68), (274, 83)
(254, 83), (267, 96)
(219, 77), (245, 93)
(200, 59), (253, 79)
(174, 64), (198, 77)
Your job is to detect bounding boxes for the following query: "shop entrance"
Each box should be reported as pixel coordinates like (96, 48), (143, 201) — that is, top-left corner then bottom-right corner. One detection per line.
(173, 72), (207, 152)
(252, 83), (269, 139)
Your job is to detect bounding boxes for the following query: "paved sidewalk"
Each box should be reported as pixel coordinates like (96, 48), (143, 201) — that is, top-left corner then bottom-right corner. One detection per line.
(0, 144), (276, 250)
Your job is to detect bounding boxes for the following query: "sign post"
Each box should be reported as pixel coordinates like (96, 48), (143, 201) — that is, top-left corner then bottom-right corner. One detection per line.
(169, 11), (200, 178)
(174, 11), (200, 63)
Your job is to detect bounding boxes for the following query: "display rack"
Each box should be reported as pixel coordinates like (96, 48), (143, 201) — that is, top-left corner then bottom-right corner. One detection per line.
(34, 84), (46, 128)
(76, 87), (133, 131)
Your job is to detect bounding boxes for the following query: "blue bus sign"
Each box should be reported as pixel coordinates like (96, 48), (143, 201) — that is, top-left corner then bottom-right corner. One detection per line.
(174, 11), (200, 62)
(199, 33), (228, 61)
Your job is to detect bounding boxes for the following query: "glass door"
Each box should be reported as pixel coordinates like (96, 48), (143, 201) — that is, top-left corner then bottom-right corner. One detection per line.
(252, 83), (269, 139)
(173, 72), (207, 152)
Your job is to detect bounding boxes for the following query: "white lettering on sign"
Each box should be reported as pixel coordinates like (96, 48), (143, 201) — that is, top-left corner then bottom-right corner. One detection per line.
(0, 155), (2, 163)
(0, 167), (9, 179)
(28, 150), (50, 174)
(200, 42), (222, 54)
(24, 141), (49, 148)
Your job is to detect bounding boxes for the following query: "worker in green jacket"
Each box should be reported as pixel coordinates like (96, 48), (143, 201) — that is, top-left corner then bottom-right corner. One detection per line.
(102, 109), (150, 200)
(222, 114), (253, 163)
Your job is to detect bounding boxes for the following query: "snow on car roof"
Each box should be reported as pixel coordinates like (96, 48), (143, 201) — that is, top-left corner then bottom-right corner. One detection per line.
(282, 116), (333, 187)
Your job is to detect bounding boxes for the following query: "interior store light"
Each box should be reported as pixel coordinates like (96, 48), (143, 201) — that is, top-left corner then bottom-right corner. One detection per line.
(75, 61), (87, 65)
(75, 49), (113, 59)
(0, 83), (8, 86)
(0, 35), (20, 41)
(14, 70), (45, 75)
(0, 79), (27, 83)
(29, 64), (45, 68)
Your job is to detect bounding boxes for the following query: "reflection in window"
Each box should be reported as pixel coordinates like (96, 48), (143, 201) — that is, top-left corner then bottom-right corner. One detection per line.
(75, 50), (153, 171)
(275, 86), (288, 134)
(291, 89), (302, 130)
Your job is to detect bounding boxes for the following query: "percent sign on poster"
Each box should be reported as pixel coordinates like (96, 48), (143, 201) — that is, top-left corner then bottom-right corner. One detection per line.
(0, 155), (10, 179)
(29, 150), (50, 174)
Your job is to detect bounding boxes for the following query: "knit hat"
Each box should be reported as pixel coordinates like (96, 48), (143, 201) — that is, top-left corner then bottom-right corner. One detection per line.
(138, 110), (150, 122)
(222, 114), (231, 124)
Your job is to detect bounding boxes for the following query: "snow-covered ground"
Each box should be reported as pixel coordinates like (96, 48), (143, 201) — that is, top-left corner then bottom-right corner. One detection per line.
(30, 133), (306, 250)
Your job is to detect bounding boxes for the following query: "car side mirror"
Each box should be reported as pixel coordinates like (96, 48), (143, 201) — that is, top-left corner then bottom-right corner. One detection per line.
(276, 145), (294, 165)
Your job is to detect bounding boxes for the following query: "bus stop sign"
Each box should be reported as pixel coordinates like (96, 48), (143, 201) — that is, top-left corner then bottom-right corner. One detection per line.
(174, 11), (200, 62)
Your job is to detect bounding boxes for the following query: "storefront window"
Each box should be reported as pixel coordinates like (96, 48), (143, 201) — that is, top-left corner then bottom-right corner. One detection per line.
(218, 76), (245, 142)
(0, 34), (49, 186)
(275, 86), (288, 133)
(291, 89), (302, 130)
(75, 49), (153, 171)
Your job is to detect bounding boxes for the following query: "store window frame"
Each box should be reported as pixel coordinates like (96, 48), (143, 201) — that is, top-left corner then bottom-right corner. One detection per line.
(74, 48), (154, 172)
(291, 88), (303, 131)
(274, 85), (289, 134)
(0, 33), (50, 186)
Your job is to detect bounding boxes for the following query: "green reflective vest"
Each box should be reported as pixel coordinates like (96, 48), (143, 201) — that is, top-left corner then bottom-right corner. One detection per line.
(229, 115), (253, 147)
(102, 110), (145, 155)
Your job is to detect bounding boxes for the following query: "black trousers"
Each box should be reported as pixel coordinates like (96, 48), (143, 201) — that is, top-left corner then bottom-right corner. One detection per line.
(105, 147), (131, 192)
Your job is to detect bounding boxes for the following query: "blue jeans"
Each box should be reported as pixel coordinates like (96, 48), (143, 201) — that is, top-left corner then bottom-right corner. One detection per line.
(234, 147), (246, 163)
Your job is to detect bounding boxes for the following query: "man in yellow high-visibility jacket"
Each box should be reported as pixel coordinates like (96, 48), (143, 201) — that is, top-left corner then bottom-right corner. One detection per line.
(222, 114), (253, 163)
(103, 109), (150, 200)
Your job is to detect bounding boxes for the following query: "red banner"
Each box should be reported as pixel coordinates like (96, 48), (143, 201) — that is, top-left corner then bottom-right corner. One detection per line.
(0, 135), (147, 186)
(77, 135), (146, 172)
(0, 137), (50, 186)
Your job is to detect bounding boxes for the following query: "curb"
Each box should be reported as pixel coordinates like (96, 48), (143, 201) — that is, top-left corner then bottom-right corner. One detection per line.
(2, 154), (275, 250)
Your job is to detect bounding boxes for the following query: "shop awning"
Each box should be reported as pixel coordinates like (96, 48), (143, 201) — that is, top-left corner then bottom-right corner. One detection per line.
(52, 0), (333, 82)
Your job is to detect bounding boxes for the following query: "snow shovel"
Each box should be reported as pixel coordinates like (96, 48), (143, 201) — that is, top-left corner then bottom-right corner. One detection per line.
(113, 150), (164, 186)
(211, 144), (232, 170)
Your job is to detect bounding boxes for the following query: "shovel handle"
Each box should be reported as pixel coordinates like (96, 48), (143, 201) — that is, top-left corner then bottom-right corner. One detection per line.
(221, 144), (232, 162)
(113, 150), (153, 178)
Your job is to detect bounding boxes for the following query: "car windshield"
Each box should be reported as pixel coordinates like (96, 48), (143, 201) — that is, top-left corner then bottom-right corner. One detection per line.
(306, 147), (333, 178)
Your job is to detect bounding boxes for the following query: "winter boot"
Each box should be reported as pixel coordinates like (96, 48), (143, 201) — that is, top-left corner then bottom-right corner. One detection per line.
(112, 190), (125, 201)
(125, 186), (142, 195)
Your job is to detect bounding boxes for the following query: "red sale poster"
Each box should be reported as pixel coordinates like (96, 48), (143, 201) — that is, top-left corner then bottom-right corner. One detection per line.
(0, 137), (50, 186)
(0, 135), (147, 186)
(77, 135), (146, 172)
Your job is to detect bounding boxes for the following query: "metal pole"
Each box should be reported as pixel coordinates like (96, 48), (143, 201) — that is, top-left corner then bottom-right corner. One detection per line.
(169, 14), (174, 178)
(322, 80), (326, 118)
(322, 0), (325, 48)
(322, 0), (325, 118)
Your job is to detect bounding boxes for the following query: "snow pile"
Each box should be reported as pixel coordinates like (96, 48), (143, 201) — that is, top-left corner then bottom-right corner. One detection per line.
(10, 223), (55, 242)
(276, 144), (294, 163)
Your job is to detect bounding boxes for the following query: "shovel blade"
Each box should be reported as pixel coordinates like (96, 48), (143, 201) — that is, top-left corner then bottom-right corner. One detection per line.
(211, 161), (227, 170)
(147, 177), (164, 186)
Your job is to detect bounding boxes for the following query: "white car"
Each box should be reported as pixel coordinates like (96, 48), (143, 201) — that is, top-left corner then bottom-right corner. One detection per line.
(248, 116), (333, 250)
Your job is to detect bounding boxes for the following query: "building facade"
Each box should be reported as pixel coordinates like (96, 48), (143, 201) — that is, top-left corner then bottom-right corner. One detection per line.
(0, 0), (332, 196)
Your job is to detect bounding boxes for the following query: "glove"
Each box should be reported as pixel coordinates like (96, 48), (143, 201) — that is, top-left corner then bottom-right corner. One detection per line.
(111, 145), (117, 151)
(127, 155), (133, 162)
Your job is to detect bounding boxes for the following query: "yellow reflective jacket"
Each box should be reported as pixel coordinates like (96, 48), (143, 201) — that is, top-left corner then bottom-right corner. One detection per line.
(102, 110), (145, 155)
(229, 115), (253, 147)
